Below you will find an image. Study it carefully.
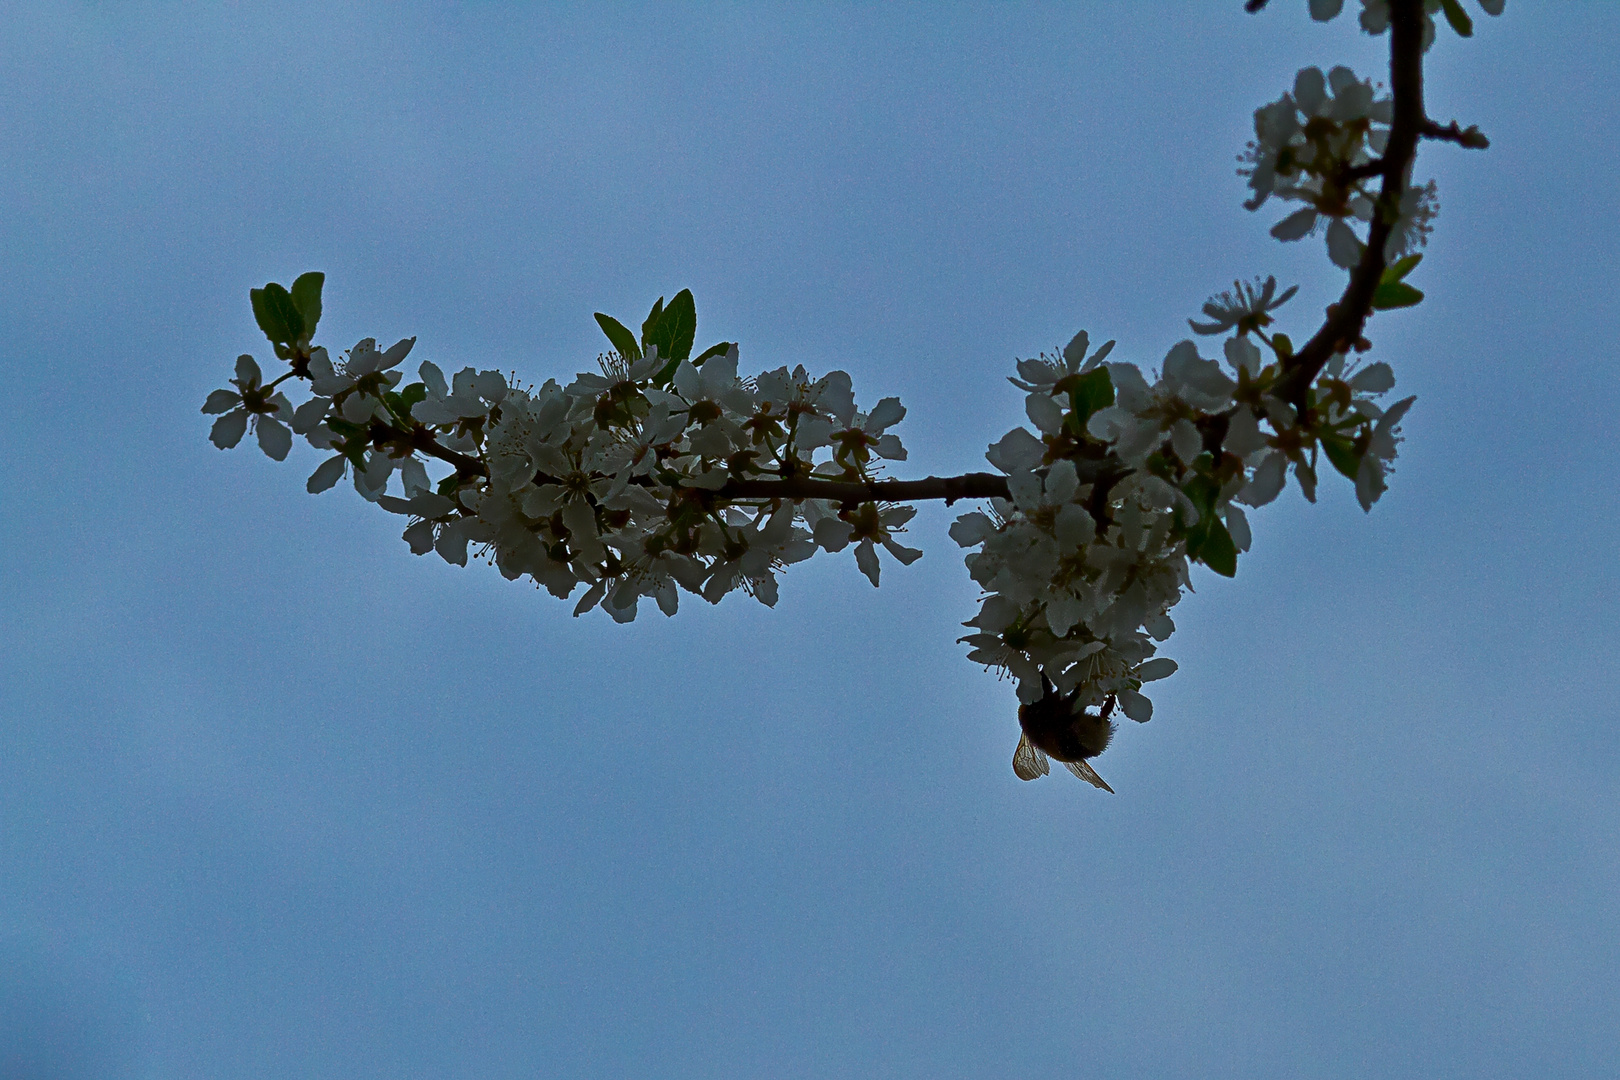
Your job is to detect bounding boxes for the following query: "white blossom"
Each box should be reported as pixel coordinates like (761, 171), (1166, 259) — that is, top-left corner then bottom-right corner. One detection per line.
(1189, 277), (1299, 336)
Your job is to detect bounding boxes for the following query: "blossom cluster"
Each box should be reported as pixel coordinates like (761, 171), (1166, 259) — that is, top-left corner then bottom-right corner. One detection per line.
(1308, 0), (1505, 47)
(1240, 64), (1432, 266)
(1246, 0), (1504, 266)
(454, 350), (921, 621)
(203, 275), (1411, 751)
(204, 276), (1413, 777)
(949, 303), (1411, 728)
(205, 285), (922, 624)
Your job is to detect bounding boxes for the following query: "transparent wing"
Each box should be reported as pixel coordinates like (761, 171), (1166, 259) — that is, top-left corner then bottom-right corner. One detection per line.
(1064, 758), (1115, 794)
(1013, 733), (1050, 781)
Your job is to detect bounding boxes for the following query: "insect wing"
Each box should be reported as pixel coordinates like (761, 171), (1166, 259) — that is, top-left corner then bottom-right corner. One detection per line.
(1064, 758), (1115, 794)
(1013, 733), (1050, 781)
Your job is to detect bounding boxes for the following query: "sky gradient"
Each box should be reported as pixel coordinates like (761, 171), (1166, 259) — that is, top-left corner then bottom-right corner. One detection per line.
(2, 2), (1617, 1077)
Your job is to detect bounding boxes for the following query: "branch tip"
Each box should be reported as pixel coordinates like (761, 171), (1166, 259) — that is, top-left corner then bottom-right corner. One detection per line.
(1421, 118), (1490, 149)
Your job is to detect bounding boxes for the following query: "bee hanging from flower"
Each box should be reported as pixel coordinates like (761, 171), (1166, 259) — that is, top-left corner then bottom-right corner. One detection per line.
(1013, 676), (1116, 793)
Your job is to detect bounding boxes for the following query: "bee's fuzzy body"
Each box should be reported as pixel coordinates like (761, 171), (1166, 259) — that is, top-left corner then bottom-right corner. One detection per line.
(1018, 679), (1115, 763)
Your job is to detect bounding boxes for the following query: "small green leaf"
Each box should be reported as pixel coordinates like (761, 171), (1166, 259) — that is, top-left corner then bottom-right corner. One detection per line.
(594, 313), (642, 361)
(1385, 253), (1422, 281)
(1294, 459), (1318, 503)
(1320, 434), (1362, 480)
(384, 388), (424, 422)
(1069, 367), (1115, 428)
(1440, 0), (1473, 36)
(1179, 466), (1238, 577)
(670, 291), (697, 362)
(641, 296), (666, 349)
(1372, 280), (1425, 309)
(398, 382), (427, 411)
(437, 474), (461, 497)
(250, 282), (304, 347)
(645, 289), (697, 364)
(289, 272), (324, 341)
(1272, 333), (1294, 358)
(1180, 473), (1220, 519)
(1182, 490), (1236, 577)
(692, 340), (734, 367)
(1198, 519), (1238, 577)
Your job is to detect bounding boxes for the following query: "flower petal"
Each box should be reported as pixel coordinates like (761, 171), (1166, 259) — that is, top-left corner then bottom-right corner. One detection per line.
(256, 417), (293, 461)
(1270, 206), (1318, 241)
(1136, 657), (1178, 683)
(306, 455), (347, 493)
(1118, 688), (1153, 723)
(865, 397), (906, 433)
(209, 409), (249, 449)
(202, 389), (242, 414)
(854, 538), (881, 587)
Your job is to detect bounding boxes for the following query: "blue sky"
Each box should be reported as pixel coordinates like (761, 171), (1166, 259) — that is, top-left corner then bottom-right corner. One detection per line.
(2, 2), (1617, 1077)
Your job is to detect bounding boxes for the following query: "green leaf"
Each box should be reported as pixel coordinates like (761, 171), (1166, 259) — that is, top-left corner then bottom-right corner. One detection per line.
(1440, 0), (1473, 36)
(641, 296), (665, 349)
(1385, 253), (1422, 281)
(1272, 333), (1293, 358)
(1069, 367), (1115, 428)
(1177, 472), (1237, 577)
(1372, 280), (1425, 309)
(1320, 434), (1362, 480)
(289, 272), (324, 341)
(594, 313), (642, 361)
(250, 282), (304, 347)
(384, 387), (425, 422)
(397, 382), (427, 411)
(1197, 518), (1239, 577)
(1294, 459), (1318, 503)
(692, 340), (734, 367)
(437, 474), (461, 497)
(1180, 473), (1219, 519)
(644, 289), (697, 364)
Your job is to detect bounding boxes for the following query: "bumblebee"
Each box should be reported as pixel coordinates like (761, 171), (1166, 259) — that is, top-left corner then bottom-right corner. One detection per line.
(1014, 676), (1115, 793)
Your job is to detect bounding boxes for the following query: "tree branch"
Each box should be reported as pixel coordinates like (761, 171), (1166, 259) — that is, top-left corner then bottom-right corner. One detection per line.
(366, 419), (489, 477)
(410, 430), (488, 477)
(1274, 0), (1426, 409)
(365, 407), (1021, 507)
(717, 472), (1012, 506)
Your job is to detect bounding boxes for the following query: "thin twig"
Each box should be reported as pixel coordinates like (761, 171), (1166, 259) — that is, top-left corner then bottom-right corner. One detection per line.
(1421, 118), (1490, 149)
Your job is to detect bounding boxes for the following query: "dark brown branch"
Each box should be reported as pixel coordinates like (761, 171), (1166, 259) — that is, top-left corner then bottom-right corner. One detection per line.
(1341, 158), (1387, 183)
(412, 432), (488, 477)
(717, 472), (1011, 506)
(1421, 118), (1489, 149)
(367, 419), (489, 477)
(1273, 0), (1426, 410)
